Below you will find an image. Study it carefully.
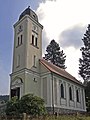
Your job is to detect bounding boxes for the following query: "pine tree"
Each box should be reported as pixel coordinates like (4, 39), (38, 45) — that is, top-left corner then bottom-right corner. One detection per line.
(44, 39), (66, 69)
(79, 24), (90, 82)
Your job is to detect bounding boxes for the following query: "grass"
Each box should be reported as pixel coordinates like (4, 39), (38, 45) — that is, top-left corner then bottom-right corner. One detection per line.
(1, 114), (90, 120)
(31, 115), (90, 120)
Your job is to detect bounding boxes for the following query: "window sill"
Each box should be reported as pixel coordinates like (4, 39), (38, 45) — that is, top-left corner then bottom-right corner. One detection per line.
(70, 100), (74, 102)
(33, 65), (37, 68)
(16, 43), (22, 48)
(77, 101), (80, 103)
(30, 43), (39, 49)
(16, 65), (20, 68)
(61, 97), (66, 100)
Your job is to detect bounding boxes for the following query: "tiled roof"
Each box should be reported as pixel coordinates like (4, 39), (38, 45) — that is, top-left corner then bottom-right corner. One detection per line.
(40, 59), (83, 86)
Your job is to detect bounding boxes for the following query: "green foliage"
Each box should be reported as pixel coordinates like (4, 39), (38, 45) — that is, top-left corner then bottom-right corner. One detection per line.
(44, 39), (66, 69)
(25, 115), (90, 120)
(1, 114), (90, 120)
(5, 96), (19, 116)
(5, 94), (46, 116)
(79, 24), (90, 82)
(19, 94), (46, 116)
(85, 81), (90, 112)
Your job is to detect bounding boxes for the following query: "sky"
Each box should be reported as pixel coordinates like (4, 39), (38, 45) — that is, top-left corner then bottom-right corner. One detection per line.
(0, 0), (90, 95)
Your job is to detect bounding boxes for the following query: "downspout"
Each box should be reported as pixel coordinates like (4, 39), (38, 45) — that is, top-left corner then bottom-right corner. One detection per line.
(51, 72), (54, 114)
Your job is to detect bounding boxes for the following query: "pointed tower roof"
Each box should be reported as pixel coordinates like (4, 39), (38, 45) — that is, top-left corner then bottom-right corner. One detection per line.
(19, 6), (38, 21)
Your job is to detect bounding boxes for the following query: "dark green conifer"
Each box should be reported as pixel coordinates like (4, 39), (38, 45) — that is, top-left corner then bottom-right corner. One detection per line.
(44, 39), (66, 69)
(79, 24), (90, 82)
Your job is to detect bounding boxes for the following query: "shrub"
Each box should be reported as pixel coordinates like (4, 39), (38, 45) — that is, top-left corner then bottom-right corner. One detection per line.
(5, 94), (46, 117)
(5, 96), (19, 116)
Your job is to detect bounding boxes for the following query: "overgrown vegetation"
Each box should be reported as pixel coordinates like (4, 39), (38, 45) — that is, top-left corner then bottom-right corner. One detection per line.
(0, 114), (90, 120)
(40, 115), (90, 120)
(5, 94), (46, 117)
(42, 115), (90, 120)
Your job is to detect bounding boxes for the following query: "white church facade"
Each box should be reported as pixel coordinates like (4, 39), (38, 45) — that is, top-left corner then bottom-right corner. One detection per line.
(10, 7), (86, 113)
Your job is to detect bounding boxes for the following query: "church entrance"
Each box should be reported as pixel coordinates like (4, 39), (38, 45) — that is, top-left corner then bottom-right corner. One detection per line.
(11, 87), (20, 99)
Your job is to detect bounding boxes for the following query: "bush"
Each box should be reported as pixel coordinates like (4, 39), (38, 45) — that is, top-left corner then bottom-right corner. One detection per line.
(5, 94), (46, 116)
(5, 96), (20, 116)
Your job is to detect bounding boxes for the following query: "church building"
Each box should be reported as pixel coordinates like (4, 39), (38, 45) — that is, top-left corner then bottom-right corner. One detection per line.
(10, 7), (86, 113)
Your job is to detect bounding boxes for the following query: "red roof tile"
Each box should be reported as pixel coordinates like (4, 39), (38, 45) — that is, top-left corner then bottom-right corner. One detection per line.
(40, 59), (83, 86)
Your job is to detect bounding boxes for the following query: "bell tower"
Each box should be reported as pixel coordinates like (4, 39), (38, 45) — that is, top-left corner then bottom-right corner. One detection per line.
(10, 7), (43, 99)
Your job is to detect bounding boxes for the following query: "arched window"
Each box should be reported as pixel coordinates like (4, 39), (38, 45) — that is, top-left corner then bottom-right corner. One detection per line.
(35, 37), (37, 46)
(76, 89), (79, 102)
(32, 35), (34, 45)
(61, 84), (64, 98)
(16, 55), (20, 67)
(69, 87), (72, 100)
(21, 35), (23, 44)
(18, 37), (19, 46)
(33, 55), (36, 67)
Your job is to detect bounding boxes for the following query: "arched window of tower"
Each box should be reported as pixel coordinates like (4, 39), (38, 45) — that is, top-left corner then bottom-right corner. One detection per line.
(33, 55), (36, 67)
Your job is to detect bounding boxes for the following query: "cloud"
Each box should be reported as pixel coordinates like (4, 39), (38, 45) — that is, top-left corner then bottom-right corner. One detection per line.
(37, 0), (90, 37)
(64, 47), (82, 81)
(42, 29), (49, 56)
(59, 25), (86, 49)
(36, 0), (89, 80)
